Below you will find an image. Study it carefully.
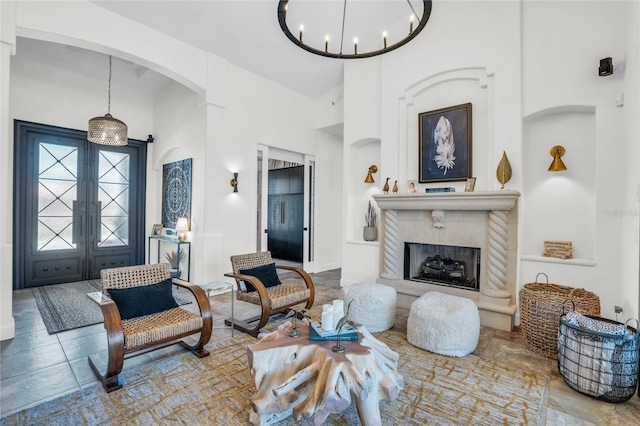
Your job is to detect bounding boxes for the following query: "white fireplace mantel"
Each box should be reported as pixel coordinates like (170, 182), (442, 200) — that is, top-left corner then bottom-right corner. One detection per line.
(372, 190), (521, 331)
(373, 190), (520, 212)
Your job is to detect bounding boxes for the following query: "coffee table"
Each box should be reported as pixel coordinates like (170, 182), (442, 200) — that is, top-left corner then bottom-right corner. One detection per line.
(246, 321), (404, 426)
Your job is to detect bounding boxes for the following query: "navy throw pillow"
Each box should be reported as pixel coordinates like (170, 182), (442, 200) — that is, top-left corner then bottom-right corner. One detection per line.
(239, 263), (281, 293)
(108, 278), (179, 320)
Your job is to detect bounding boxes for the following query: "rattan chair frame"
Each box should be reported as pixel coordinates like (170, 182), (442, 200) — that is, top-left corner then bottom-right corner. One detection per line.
(88, 263), (213, 392)
(224, 251), (315, 337)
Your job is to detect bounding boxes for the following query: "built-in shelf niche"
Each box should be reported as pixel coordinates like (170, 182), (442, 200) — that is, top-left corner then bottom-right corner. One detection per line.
(348, 138), (381, 242)
(522, 106), (596, 262)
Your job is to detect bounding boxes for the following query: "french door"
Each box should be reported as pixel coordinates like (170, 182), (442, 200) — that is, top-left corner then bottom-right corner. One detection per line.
(13, 121), (147, 289)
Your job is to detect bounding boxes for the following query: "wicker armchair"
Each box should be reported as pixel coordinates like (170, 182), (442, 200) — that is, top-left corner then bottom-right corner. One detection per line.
(224, 251), (314, 337)
(88, 263), (212, 392)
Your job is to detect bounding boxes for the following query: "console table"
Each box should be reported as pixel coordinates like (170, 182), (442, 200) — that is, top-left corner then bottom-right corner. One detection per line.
(147, 237), (191, 281)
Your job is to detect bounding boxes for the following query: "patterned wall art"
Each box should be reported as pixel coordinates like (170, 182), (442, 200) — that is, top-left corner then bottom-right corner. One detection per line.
(162, 158), (192, 229)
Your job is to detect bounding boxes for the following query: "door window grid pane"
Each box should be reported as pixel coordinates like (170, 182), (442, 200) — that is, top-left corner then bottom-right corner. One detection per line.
(98, 151), (130, 247)
(37, 143), (77, 251)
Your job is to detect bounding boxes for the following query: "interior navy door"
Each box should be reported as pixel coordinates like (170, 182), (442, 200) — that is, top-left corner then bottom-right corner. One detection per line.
(267, 166), (304, 262)
(13, 121), (147, 289)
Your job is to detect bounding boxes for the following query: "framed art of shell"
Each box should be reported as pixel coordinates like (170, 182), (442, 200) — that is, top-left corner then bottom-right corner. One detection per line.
(419, 103), (472, 183)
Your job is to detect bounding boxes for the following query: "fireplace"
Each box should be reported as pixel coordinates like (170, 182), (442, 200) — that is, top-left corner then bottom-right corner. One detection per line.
(372, 191), (520, 331)
(404, 242), (480, 291)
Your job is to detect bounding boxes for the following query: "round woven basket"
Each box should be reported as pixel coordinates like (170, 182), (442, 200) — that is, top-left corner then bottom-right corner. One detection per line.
(519, 273), (600, 359)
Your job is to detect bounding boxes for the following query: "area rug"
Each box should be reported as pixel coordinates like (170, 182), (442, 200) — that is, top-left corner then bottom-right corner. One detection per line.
(33, 280), (192, 334)
(1, 329), (546, 425)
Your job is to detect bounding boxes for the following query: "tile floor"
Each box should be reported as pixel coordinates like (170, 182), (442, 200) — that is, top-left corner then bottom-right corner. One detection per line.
(2, 269), (640, 424)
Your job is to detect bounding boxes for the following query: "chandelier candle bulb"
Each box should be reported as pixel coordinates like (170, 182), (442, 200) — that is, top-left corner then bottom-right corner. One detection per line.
(354, 38), (358, 55)
(299, 24), (303, 41)
(325, 35), (329, 52)
(383, 31), (387, 48)
(410, 15), (414, 33)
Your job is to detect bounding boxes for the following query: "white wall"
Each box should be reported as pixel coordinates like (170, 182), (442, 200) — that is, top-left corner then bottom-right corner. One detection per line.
(196, 63), (343, 282)
(340, 0), (639, 323)
(520, 0), (632, 321)
(10, 56), (154, 139)
(148, 80), (206, 280)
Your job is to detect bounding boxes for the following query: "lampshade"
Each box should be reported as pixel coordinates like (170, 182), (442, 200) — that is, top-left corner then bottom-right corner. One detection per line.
(88, 55), (128, 146)
(176, 217), (189, 242)
(88, 114), (128, 146)
(278, 0), (432, 59)
(548, 145), (567, 172)
(176, 217), (190, 231)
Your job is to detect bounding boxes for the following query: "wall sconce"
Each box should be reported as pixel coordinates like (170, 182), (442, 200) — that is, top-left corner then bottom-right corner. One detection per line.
(548, 145), (567, 172)
(364, 165), (378, 183)
(175, 217), (190, 242)
(230, 172), (239, 192)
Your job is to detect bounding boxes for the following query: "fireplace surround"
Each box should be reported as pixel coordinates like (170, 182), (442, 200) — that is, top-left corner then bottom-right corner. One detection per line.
(373, 191), (520, 331)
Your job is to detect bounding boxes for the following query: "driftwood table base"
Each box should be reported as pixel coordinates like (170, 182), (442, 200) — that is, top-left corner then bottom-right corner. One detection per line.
(246, 321), (404, 426)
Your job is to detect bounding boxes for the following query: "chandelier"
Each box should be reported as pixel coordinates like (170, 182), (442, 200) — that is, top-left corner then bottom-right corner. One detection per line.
(277, 0), (432, 59)
(88, 55), (128, 146)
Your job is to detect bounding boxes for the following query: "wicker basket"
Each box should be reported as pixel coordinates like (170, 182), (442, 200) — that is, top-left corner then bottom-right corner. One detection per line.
(519, 273), (600, 359)
(558, 304), (638, 403)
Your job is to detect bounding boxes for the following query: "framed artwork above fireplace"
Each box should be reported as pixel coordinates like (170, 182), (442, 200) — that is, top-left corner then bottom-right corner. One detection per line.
(419, 103), (472, 183)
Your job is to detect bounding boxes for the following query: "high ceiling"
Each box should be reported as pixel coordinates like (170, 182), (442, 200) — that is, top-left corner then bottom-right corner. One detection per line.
(16, 1), (427, 99)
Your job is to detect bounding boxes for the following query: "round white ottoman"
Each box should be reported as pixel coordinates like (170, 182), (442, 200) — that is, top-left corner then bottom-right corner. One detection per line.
(339, 283), (396, 332)
(407, 291), (480, 357)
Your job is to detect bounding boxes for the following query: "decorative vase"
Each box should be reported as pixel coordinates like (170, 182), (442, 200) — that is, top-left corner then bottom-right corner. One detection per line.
(363, 226), (378, 241)
(496, 151), (512, 189)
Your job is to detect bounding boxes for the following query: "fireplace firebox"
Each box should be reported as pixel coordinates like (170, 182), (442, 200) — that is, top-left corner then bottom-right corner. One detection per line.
(404, 242), (481, 291)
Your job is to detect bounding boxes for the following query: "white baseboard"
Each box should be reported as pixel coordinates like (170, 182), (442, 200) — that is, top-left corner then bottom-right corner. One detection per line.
(0, 318), (15, 341)
(313, 261), (341, 272)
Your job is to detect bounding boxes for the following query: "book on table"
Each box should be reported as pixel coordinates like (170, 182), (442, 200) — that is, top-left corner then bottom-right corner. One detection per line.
(308, 321), (358, 341)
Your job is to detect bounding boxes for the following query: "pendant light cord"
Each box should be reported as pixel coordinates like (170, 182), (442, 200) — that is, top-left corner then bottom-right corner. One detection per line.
(406, 0), (419, 19)
(107, 55), (112, 115)
(339, 0), (346, 55)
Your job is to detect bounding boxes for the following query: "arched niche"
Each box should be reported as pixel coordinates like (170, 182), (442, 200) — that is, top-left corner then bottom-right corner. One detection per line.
(347, 138), (381, 242)
(522, 105), (596, 261)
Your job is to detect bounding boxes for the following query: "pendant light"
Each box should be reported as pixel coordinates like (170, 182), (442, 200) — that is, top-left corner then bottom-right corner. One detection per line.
(88, 55), (128, 146)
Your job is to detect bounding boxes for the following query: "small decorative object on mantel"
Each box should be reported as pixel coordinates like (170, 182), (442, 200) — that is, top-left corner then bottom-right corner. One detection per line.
(496, 151), (512, 189)
(382, 177), (390, 194)
(542, 240), (573, 259)
(425, 187), (455, 193)
(392, 180), (399, 194)
(363, 201), (378, 241)
(407, 180), (418, 193)
(464, 177), (476, 192)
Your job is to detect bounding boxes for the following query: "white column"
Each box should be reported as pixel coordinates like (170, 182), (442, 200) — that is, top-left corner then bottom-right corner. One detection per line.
(483, 210), (511, 300)
(0, 0), (16, 341)
(380, 209), (400, 279)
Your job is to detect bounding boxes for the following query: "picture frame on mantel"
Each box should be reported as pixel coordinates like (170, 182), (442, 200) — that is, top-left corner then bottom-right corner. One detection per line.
(419, 103), (472, 183)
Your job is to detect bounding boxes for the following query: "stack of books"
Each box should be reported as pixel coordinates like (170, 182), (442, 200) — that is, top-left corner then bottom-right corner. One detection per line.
(425, 187), (455, 193)
(308, 321), (359, 341)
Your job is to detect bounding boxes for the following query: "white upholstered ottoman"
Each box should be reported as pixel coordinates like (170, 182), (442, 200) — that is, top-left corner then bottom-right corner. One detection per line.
(339, 283), (396, 332)
(407, 291), (480, 357)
